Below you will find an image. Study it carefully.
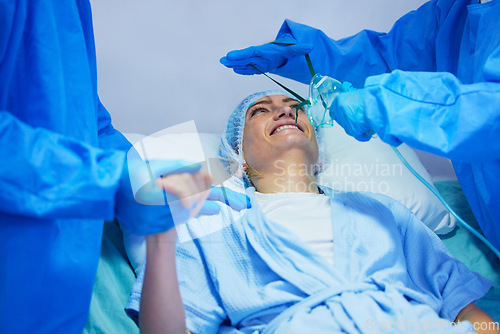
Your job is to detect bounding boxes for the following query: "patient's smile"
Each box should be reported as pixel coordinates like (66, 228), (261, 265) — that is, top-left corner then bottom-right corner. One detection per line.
(270, 122), (305, 136)
(274, 124), (300, 134)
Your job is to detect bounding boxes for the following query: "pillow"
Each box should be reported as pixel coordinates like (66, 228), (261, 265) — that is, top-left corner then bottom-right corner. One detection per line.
(316, 126), (456, 234)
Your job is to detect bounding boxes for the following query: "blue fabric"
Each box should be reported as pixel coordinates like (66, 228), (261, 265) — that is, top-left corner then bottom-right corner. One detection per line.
(119, 159), (249, 229)
(435, 181), (500, 321)
(84, 221), (140, 334)
(220, 36), (313, 75)
(117, 160), (202, 235)
(329, 83), (373, 141)
(0, 1), (131, 332)
(126, 188), (491, 333)
(255, 0), (500, 255)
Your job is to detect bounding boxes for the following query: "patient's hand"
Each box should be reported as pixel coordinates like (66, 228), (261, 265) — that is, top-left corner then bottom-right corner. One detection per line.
(455, 303), (499, 334)
(141, 172), (211, 334)
(156, 171), (213, 223)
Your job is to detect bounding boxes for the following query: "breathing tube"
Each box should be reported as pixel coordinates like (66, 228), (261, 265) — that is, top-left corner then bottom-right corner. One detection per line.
(251, 56), (500, 261)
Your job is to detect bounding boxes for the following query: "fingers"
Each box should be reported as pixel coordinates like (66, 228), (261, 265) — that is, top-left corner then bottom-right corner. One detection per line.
(220, 42), (313, 75)
(231, 66), (261, 75)
(340, 81), (355, 92)
(222, 43), (313, 63)
(223, 46), (258, 61)
(198, 201), (221, 216)
(156, 171), (212, 213)
(330, 88), (374, 142)
(148, 160), (201, 179)
(287, 43), (314, 56)
(127, 159), (202, 204)
(220, 56), (262, 75)
(187, 173), (212, 218)
(207, 187), (250, 211)
(155, 172), (250, 223)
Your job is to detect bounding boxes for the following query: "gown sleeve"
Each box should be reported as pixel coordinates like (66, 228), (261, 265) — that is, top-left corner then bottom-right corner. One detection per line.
(0, 0), (127, 220)
(97, 98), (133, 152)
(269, 0), (500, 162)
(270, 0), (443, 87)
(0, 110), (125, 220)
(399, 204), (492, 321)
(363, 69), (500, 162)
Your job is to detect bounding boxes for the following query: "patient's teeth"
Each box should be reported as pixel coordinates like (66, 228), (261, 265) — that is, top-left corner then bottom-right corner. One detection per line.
(275, 125), (299, 134)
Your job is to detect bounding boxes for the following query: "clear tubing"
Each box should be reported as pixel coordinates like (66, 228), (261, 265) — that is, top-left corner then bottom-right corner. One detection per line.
(391, 146), (500, 260)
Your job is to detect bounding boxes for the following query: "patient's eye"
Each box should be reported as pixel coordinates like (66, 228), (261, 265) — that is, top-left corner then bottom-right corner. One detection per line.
(249, 107), (268, 117)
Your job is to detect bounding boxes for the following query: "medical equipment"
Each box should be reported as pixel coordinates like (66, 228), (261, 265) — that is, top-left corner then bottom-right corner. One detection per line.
(250, 57), (343, 128)
(392, 148), (500, 260)
(251, 60), (500, 261)
(307, 74), (341, 127)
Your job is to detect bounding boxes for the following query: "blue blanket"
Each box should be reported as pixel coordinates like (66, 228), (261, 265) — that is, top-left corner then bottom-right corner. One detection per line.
(126, 188), (491, 333)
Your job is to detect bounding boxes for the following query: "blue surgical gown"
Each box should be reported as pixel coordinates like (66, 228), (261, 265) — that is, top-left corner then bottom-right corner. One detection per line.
(0, 1), (130, 332)
(126, 187), (491, 333)
(270, 0), (500, 252)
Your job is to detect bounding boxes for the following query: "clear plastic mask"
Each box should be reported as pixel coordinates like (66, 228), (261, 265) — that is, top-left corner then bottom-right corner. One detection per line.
(307, 73), (343, 128)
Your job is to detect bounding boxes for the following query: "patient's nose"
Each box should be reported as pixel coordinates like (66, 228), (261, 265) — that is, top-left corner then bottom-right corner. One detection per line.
(275, 106), (295, 120)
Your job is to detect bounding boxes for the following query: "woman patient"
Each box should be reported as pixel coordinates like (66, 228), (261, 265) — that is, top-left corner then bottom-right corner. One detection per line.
(126, 91), (496, 334)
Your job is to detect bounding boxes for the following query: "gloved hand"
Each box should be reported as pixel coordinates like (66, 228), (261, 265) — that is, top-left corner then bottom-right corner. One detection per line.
(220, 34), (313, 75)
(115, 159), (250, 235)
(329, 82), (375, 142)
(156, 172), (250, 225)
(199, 186), (250, 214)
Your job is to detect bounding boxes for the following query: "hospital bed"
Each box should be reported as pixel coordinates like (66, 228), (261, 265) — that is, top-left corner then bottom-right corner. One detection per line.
(83, 127), (500, 333)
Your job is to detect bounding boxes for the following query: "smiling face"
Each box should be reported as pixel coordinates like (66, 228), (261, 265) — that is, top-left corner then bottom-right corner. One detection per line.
(242, 94), (319, 175)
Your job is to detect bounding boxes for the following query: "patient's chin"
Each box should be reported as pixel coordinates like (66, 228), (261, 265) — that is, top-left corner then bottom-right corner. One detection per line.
(273, 133), (315, 153)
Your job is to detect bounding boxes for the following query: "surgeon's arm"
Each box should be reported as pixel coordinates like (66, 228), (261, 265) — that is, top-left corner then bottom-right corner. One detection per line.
(455, 303), (499, 334)
(0, 111), (124, 220)
(96, 99), (132, 152)
(270, 0), (441, 87)
(363, 70), (500, 161)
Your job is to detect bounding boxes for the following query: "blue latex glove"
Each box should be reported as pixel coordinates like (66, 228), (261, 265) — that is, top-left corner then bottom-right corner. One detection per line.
(220, 34), (313, 75)
(329, 82), (374, 142)
(201, 186), (250, 215)
(163, 185), (250, 228)
(115, 159), (250, 235)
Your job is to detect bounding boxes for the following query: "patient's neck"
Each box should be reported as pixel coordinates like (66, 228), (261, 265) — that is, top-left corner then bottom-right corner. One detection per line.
(250, 155), (319, 194)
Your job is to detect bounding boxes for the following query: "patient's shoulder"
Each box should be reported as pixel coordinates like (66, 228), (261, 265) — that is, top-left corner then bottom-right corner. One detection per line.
(323, 187), (416, 225)
(322, 187), (407, 209)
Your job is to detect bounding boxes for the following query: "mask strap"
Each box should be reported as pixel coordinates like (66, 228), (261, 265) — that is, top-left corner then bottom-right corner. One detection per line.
(305, 54), (328, 110)
(301, 54), (322, 118)
(249, 65), (307, 103)
(305, 54), (316, 78)
(250, 60), (314, 123)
